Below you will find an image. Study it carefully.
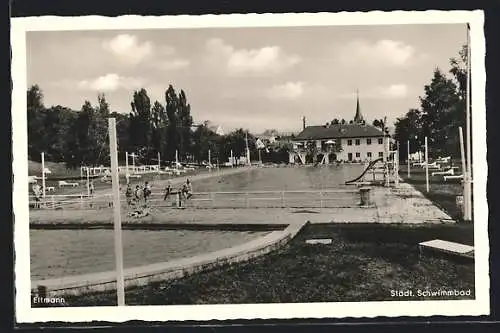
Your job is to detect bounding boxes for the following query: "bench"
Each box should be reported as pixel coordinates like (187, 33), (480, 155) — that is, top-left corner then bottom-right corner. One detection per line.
(419, 239), (474, 259)
(58, 180), (78, 188)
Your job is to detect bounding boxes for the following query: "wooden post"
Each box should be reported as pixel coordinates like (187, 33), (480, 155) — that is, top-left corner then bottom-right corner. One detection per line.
(425, 136), (429, 192)
(41, 152), (46, 199)
(459, 127), (468, 220)
(407, 140), (411, 178)
(158, 152), (161, 174)
(395, 142), (399, 187)
(108, 118), (125, 306)
(230, 150), (234, 168)
(125, 152), (129, 184)
(465, 24), (472, 222)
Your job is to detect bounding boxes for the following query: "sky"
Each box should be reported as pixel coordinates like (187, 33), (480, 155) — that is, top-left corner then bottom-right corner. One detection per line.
(26, 24), (467, 134)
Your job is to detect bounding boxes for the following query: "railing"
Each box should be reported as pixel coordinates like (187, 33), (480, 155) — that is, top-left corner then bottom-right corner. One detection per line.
(28, 188), (373, 210)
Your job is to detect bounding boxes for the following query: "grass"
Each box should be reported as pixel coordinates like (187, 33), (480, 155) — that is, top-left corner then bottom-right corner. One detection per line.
(40, 223), (474, 307)
(399, 165), (469, 221)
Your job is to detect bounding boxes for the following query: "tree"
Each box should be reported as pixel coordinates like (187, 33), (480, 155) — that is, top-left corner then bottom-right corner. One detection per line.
(177, 90), (193, 160)
(340, 119), (346, 125)
(331, 118), (340, 125)
(192, 122), (219, 163)
(129, 89), (152, 160)
(27, 85), (46, 160)
(419, 68), (461, 157)
(372, 118), (385, 131)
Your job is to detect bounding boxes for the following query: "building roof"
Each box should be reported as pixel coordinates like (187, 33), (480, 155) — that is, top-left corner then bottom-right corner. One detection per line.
(293, 124), (386, 141)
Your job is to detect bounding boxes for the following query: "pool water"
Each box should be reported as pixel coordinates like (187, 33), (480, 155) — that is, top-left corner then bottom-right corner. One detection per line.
(31, 230), (268, 280)
(191, 165), (366, 192)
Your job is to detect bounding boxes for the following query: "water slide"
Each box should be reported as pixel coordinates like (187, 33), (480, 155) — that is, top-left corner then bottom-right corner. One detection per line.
(344, 158), (384, 184)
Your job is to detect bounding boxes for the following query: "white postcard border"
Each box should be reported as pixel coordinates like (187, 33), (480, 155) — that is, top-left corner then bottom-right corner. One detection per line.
(12, 10), (489, 323)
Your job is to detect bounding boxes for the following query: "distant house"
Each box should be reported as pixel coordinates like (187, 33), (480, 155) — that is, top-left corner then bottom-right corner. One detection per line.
(290, 93), (392, 164)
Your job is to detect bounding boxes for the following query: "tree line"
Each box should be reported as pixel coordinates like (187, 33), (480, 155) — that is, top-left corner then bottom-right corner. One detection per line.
(394, 45), (469, 160)
(27, 84), (283, 168)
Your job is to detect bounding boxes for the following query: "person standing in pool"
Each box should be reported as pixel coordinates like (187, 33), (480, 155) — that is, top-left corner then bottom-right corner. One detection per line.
(163, 181), (172, 201)
(125, 184), (133, 208)
(183, 178), (193, 200)
(143, 181), (152, 204)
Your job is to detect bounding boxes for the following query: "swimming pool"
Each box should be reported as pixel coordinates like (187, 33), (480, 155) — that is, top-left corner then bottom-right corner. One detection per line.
(30, 164), (367, 280)
(30, 229), (268, 280)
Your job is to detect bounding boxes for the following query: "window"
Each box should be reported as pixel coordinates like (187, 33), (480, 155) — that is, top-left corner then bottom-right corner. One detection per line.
(378, 138), (383, 144)
(347, 139), (352, 146)
(348, 153), (353, 161)
(367, 152), (372, 158)
(355, 152), (360, 158)
(355, 139), (360, 145)
(367, 138), (372, 145)
(378, 152), (384, 157)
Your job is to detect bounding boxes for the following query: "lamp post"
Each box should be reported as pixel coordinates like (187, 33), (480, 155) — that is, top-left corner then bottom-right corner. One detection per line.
(108, 118), (125, 306)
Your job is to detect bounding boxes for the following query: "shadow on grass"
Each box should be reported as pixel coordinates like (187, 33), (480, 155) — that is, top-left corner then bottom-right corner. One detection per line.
(399, 167), (472, 222)
(41, 223), (474, 307)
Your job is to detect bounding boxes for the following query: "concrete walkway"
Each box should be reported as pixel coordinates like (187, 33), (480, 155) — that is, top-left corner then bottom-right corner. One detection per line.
(29, 179), (454, 226)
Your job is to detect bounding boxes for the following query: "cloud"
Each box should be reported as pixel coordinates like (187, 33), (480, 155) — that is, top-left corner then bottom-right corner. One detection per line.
(267, 82), (331, 101)
(205, 38), (301, 75)
(379, 84), (408, 98)
(157, 59), (190, 70)
(338, 39), (416, 67)
(268, 82), (305, 100)
(77, 73), (145, 92)
(338, 84), (409, 100)
(102, 34), (154, 65)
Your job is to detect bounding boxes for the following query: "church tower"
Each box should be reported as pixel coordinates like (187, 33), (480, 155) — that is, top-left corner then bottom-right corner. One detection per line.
(354, 89), (365, 124)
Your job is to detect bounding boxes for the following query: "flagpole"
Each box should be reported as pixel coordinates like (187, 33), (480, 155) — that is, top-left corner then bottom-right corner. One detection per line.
(465, 23), (472, 221)
(425, 136), (429, 193)
(407, 140), (411, 178)
(459, 126), (468, 220)
(108, 118), (125, 306)
(41, 152), (46, 199)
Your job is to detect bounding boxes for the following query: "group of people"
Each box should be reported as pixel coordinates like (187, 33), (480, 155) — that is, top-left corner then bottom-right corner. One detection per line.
(124, 178), (193, 209)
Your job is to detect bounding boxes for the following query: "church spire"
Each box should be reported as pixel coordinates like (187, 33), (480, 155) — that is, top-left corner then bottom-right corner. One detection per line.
(354, 89), (364, 124)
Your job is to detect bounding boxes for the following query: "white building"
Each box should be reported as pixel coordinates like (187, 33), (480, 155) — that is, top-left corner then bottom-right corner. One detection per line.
(290, 94), (393, 164)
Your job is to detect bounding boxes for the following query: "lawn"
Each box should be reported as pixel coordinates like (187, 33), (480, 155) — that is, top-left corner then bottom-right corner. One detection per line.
(45, 223), (475, 307)
(399, 165), (469, 221)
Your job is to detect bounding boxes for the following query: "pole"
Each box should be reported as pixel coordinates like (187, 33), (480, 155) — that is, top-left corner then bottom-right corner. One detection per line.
(175, 149), (179, 168)
(108, 118), (125, 306)
(384, 136), (389, 187)
(86, 167), (90, 197)
(125, 152), (129, 184)
(158, 152), (161, 174)
(245, 132), (251, 166)
(41, 152), (46, 199)
(230, 149), (234, 167)
(459, 126), (468, 220)
(395, 141), (399, 187)
(407, 140), (410, 178)
(258, 149), (262, 164)
(131, 153), (135, 173)
(465, 23), (472, 221)
(208, 149), (211, 170)
(425, 136), (429, 192)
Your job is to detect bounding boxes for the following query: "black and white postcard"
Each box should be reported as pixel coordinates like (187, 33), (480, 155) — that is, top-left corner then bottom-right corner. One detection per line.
(12, 10), (489, 323)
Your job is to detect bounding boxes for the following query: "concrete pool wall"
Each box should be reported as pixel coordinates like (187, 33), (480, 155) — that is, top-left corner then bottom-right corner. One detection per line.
(32, 221), (308, 299)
